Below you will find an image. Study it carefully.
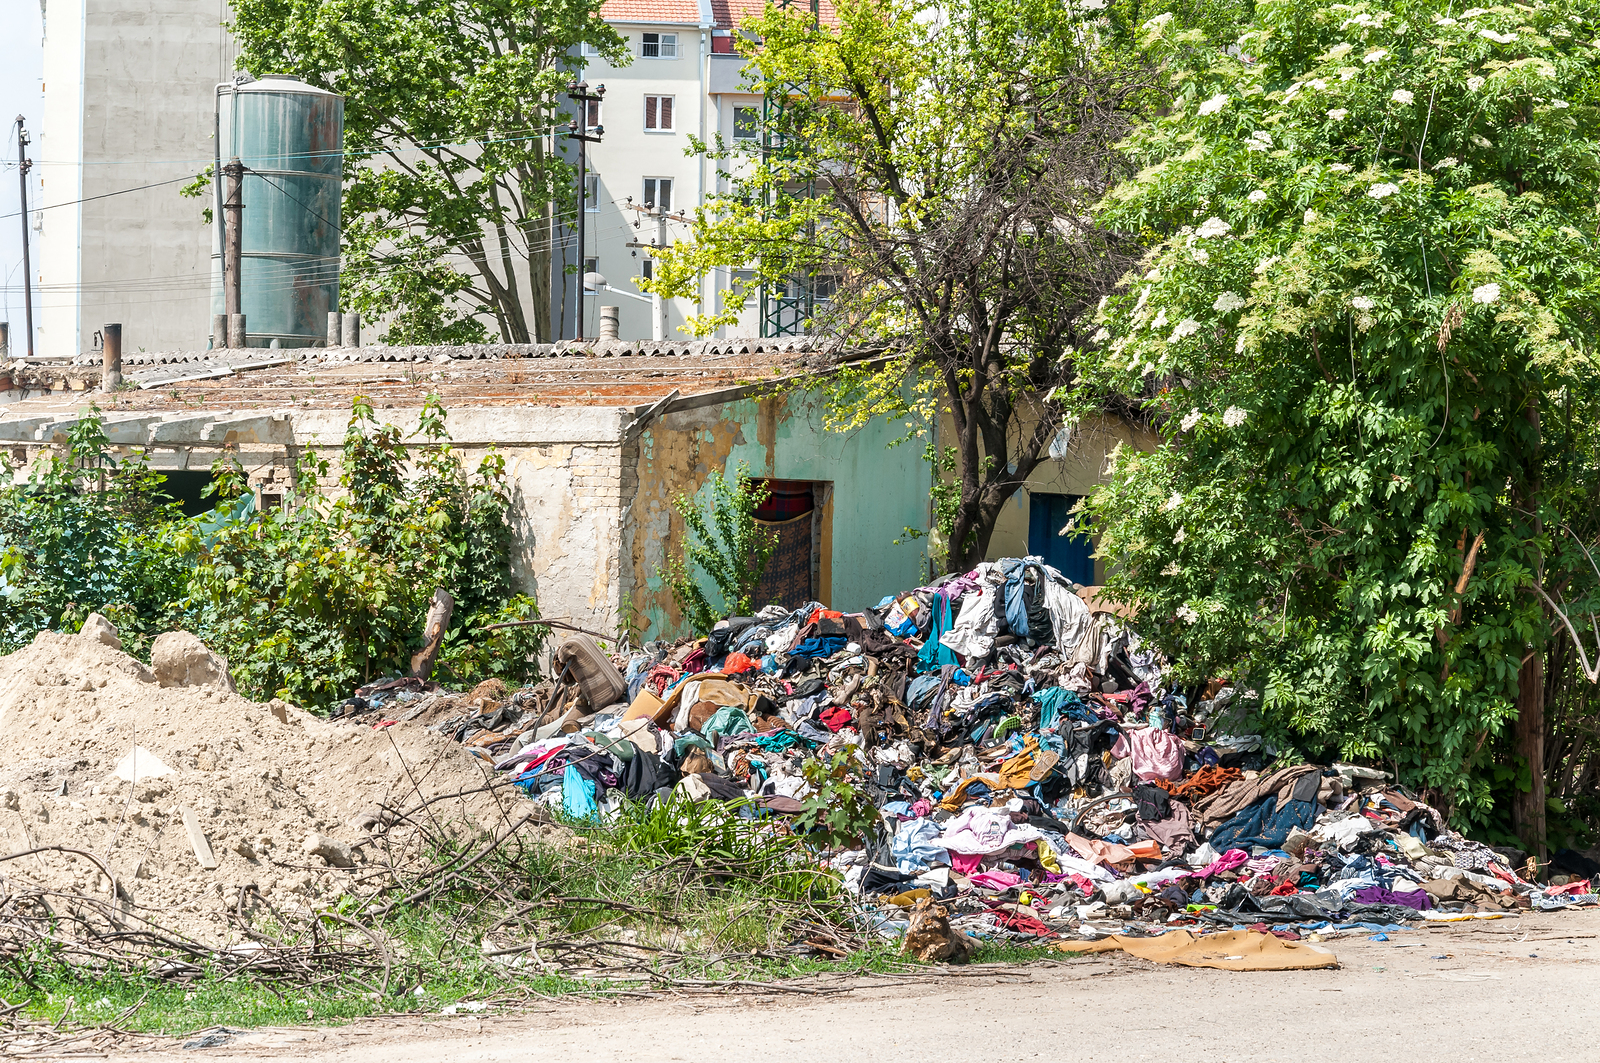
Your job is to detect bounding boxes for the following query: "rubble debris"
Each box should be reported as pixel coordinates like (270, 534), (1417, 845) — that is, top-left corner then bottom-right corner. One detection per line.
(0, 631), (537, 942)
(78, 613), (122, 651)
(303, 833), (356, 868)
(149, 631), (235, 692)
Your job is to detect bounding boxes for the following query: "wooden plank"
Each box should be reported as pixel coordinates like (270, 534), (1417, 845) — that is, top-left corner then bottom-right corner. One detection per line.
(180, 806), (219, 870)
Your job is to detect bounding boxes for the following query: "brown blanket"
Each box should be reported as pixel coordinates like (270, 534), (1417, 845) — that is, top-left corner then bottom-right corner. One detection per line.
(1069, 928), (1338, 971)
(1193, 764), (1320, 833)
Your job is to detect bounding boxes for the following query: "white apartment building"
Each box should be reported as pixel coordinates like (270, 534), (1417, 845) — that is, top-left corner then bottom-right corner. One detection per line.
(36, 0), (236, 357)
(561, 0), (772, 342)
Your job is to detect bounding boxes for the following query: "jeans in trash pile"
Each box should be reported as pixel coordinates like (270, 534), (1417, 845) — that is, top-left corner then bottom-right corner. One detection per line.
(406, 556), (1560, 943)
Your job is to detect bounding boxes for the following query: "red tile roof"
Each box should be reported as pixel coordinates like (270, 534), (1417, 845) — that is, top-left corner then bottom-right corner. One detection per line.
(710, 0), (837, 31)
(599, 0), (703, 24)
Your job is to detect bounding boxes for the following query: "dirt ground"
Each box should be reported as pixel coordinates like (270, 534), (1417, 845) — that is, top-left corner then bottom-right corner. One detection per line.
(106, 907), (1599, 1063)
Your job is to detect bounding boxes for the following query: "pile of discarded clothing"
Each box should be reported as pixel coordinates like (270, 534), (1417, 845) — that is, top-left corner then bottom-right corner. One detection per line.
(345, 556), (1599, 945)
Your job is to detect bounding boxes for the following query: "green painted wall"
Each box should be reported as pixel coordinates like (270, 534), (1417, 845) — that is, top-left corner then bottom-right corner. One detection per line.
(631, 385), (933, 640)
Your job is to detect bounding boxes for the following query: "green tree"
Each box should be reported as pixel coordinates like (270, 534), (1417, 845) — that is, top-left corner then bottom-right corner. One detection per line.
(661, 465), (777, 635)
(0, 410), (194, 657)
(1073, 0), (1600, 849)
(652, 0), (1149, 571)
(229, 0), (627, 343)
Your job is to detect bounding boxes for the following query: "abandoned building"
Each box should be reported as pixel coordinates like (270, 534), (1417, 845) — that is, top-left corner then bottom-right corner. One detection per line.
(0, 341), (1153, 640)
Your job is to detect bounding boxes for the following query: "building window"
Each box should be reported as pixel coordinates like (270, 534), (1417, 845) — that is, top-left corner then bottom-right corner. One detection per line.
(583, 257), (599, 282)
(641, 32), (678, 58)
(640, 258), (654, 281)
(644, 94), (675, 131)
(584, 173), (600, 210)
(580, 40), (602, 56)
(732, 269), (758, 307)
(643, 177), (673, 211)
(733, 105), (759, 140)
(584, 98), (601, 129)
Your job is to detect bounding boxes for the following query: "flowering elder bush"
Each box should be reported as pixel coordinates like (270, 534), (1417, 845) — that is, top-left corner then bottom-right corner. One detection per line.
(1069, 0), (1600, 840)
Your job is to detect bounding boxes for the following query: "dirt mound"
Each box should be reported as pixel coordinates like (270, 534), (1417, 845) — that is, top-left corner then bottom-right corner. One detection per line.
(0, 629), (541, 943)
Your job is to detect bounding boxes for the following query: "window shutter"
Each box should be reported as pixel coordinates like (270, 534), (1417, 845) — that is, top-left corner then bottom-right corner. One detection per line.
(645, 95), (657, 129)
(660, 96), (673, 130)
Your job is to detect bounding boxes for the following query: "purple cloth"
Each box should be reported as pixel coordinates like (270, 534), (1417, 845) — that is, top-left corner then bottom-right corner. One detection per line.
(1351, 886), (1433, 911)
(1182, 847), (1250, 880)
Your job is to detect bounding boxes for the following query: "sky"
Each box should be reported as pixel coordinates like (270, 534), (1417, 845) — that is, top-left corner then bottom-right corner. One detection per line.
(1, 0), (44, 351)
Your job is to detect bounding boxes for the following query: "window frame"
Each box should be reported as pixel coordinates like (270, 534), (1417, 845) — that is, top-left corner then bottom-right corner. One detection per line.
(584, 173), (600, 211)
(642, 176), (674, 212)
(644, 94), (676, 132)
(641, 31), (678, 58)
(732, 105), (759, 141)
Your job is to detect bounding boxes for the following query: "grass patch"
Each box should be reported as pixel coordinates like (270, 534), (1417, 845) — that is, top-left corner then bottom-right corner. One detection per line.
(0, 796), (874, 1036)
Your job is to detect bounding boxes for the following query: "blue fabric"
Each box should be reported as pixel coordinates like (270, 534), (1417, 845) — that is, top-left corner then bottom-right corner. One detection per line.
(792, 636), (848, 658)
(996, 558), (1031, 638)
(703, 706), (755, 743)
(1035, 687), (1093, 730)
(561, 765), (598, 820)
(892, 818), (950, 873)
(1208, 796), (1317, 852)
(917, 595), (958, 670)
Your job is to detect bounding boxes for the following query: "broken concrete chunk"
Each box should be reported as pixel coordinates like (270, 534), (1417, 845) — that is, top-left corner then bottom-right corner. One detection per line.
(79, 613), (122, 650)
(302, 833), (355, 868)
(180, 805), (220, 870)
(114, 745), (175, 783)
(150, 631), (236, 692)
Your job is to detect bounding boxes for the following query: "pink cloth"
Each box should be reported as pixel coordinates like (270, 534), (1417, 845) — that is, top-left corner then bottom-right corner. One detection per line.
(949, 851), (983, 874)
(1184, 848), (1250, 880)
(1112, 726), (1185, 782)
(969, 870), (1023, 890)
(911, 798), (933, 818)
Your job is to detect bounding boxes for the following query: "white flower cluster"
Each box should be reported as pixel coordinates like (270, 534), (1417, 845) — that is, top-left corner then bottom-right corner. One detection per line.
(1162, 492), (1184, 512)
(1472, 282), (1501, 304)
(1352, 295), (1375, 310)
(1364, 48), (1389, 63)
(1169, 317), (1202, 342)
(1176, 605), (1200, 623)
(1328, 108), (1349, 120)
(1466, 75), (1486, 91)
(1196, 216), (1232, 238)
(1248, 189), (1268, 202)
(1246, 130), (1273, 152)
(1479, 28), (1517, 44)
(1368, 182), (1400, 199)
(1180, 409), (1204, 431)
(1329, 163), (1352, 172)
(1214, 291), (1246, 313)
(1222, 406), (1249, 428)
(1391, 88), (1415, 105)
(1191, 248), (1211, 265)
(1174, 527), (1187, 543)
(1198, 93), (1230, 115)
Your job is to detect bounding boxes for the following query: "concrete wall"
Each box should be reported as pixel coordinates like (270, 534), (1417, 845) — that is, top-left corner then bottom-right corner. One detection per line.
(39, 0), (233, 357)
(628, 386), (933, 640)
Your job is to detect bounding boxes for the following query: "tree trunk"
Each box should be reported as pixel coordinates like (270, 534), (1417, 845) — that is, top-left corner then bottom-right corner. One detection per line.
(1514, 648), (1546, 863)
(1512, 393), (1546, 864)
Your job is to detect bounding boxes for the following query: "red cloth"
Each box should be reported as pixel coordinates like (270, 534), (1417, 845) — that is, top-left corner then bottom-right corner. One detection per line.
(819, 706), (854, 731)
(723, 652), (759, 674)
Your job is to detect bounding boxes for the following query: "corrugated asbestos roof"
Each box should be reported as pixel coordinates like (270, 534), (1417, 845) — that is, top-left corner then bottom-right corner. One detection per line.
(1, 338), (836, 422)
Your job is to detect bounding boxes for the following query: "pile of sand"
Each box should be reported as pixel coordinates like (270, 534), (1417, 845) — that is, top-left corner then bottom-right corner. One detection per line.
(0, 628), (541, 942)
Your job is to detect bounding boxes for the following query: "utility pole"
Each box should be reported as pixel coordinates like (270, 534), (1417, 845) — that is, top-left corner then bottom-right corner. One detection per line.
(565, 81), (605, 339)
(14, 116), (34, 359)
(624, 208), (671, 342)
(221, 157), (245, 347)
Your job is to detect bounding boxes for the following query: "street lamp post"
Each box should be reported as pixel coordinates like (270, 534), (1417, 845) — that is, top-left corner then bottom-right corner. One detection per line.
(565, 81), (605, 340)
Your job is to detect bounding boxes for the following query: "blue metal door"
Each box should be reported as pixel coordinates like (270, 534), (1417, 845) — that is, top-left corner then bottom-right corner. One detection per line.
(1027, 493), (1095, 585)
